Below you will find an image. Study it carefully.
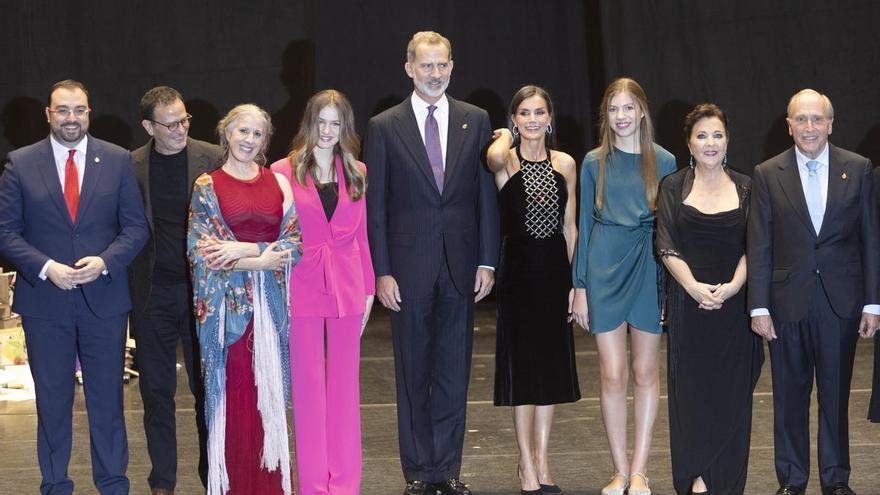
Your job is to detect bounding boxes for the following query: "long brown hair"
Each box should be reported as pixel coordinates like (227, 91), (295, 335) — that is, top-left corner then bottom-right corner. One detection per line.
(288, 89), (365, 200)
(595, 78), (659, 210)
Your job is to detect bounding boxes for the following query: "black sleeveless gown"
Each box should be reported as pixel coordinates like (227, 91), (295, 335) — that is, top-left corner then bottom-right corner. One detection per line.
(666, 204), (763, 495)
(493, 148), (580, 406)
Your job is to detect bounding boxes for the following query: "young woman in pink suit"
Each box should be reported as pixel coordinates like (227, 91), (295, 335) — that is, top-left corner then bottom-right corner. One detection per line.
(270, 89), (375, 495)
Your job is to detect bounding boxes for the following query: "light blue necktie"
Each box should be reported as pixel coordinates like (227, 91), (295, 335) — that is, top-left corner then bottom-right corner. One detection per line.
(805, 160), (824, 234)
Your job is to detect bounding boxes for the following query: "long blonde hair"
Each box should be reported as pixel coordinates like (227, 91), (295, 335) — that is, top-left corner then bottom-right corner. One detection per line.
(595, 78), (659, 210)
(288, 90), (365, 200)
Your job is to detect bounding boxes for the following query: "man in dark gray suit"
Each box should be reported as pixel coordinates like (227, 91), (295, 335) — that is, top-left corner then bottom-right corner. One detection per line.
(365, 31), (499, 495)
(748, 89), (880, 495)
(128, 86), (222, 495)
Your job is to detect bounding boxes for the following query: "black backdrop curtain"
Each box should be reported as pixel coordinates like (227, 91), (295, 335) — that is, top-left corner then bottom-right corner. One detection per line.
(2, 1), (879, 170)
(598, 0), (880, 174)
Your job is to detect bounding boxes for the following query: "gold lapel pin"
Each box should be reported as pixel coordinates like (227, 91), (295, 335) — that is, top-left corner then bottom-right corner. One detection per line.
(462, 123), (468, 129)
(841, 172), (847, 180)
(94, 156), (101, 164)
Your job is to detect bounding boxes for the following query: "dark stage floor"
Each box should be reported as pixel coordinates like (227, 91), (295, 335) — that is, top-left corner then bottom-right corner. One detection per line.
(2, 302), (879, 494)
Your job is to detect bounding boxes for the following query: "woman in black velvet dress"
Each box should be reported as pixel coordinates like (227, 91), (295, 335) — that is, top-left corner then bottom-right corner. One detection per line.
(655, 104), (763, 495)
(488, 85), (580, 495)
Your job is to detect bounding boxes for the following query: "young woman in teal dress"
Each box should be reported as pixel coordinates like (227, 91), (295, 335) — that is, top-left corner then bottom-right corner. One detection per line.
(571, 78), (676, 495)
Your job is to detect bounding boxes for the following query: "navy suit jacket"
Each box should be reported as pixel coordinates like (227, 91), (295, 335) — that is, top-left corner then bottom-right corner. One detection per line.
(747, 144), (880, 322)
(365, 95), (499, 296)
(0, 135), (149, 319)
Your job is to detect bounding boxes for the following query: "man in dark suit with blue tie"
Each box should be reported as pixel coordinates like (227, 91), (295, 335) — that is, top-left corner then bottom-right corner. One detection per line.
(748, 89), (880, 495)
(0, 79), (149, 494)
(365, 31), (499, 495)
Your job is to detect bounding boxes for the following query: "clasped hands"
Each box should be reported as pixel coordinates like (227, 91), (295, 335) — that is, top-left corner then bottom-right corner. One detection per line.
(200, 239), (291, 271)
(685, 281), (739, 310)
(46, 256), (106, 290)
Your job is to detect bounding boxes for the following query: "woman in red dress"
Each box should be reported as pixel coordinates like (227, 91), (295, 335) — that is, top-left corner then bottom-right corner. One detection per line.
(188, 104), (302, 494)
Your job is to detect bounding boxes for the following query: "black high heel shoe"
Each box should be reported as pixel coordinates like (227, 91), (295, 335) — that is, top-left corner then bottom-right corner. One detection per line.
(539, 483), (563, 494)
(517, 466), (543, 495)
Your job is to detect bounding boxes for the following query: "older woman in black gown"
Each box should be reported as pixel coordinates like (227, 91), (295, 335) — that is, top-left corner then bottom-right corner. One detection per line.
(655, 104), (763, 495)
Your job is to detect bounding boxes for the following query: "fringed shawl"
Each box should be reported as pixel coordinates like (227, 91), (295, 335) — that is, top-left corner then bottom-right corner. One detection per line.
(187, 173), (302, 494)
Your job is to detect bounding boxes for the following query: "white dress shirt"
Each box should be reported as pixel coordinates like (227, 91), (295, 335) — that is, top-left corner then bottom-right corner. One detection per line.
(751, 143), (879, 316)
(40, 135), (107, 280)
(794, 143), (829, 211)
(50, 134), (88, 193)
(410, 92), (449, 169)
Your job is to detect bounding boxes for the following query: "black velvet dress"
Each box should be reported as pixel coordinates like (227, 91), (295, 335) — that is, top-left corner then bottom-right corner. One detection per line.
(493, 148), (580, 406)
(655, 167), (764, 495)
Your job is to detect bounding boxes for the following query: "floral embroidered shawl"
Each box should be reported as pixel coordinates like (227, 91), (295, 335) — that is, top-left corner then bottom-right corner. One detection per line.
(187, 172), (302, 494)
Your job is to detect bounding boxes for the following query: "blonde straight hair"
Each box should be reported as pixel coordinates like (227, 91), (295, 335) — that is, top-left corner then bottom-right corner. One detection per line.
(594, 78), (659, 210)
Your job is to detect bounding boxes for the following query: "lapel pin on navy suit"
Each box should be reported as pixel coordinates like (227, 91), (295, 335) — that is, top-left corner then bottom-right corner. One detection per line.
(841, 171), (847, 180)
(94, 156), (101, 164)
(462, 123), (468, 129)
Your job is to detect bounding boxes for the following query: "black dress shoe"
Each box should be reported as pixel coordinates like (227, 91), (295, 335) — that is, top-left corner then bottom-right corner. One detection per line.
(434, 478), (472, 495)
(775, 485), (805, 495)
(539, 483), (563, 494)
(404, 480), (432, 495)
(822, 484), (856, 495)
(521, 489), (542, 495)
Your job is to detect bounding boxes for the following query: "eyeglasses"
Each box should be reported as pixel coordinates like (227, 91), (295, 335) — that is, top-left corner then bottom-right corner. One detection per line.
(150, 114), (193, 131)
(48, 107), (91, 118)
(791, 115), (831, 127)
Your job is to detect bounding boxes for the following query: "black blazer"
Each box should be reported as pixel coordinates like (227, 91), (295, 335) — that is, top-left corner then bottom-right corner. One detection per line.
(365, 95), (499, 296)
(747, 145), (880, 322)
(128, 138), (223, 325)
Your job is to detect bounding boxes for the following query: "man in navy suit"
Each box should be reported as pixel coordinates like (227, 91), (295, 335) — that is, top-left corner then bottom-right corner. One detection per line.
(748, 89), (880, 495)
(0, 79), (148, 495)
(365, 31), (499, 495)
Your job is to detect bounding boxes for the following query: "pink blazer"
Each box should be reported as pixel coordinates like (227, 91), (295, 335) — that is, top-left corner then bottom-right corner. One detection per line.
(270, 156), (375, 318)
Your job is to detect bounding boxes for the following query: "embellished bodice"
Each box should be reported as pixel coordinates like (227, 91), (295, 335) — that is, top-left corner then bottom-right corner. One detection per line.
(498, 147), (566, 240)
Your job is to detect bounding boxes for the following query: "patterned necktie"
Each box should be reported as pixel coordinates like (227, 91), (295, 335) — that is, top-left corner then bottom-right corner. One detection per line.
(424, 105), (444, 193)
(805, 159), (823, 234)
(64, 149), (79, 221)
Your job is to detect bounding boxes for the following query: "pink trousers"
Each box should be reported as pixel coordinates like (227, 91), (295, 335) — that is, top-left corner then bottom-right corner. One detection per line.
(290, 314), (362, 495)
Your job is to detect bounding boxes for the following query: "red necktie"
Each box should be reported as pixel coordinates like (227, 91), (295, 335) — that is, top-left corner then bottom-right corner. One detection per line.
(64, 149), (79, 221)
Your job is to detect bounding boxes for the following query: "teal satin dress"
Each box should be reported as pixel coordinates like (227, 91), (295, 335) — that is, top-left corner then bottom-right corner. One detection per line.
(572, 144), (676, 333)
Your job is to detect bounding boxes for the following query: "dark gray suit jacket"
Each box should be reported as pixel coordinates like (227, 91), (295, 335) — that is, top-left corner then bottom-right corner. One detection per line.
(748, 144), (880, 322)
(365, 95), (499, 296)
(128, 138), (222, 326)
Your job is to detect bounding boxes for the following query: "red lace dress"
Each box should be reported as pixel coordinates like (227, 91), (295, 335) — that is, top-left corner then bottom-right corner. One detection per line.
(211, 167), (290, 494)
